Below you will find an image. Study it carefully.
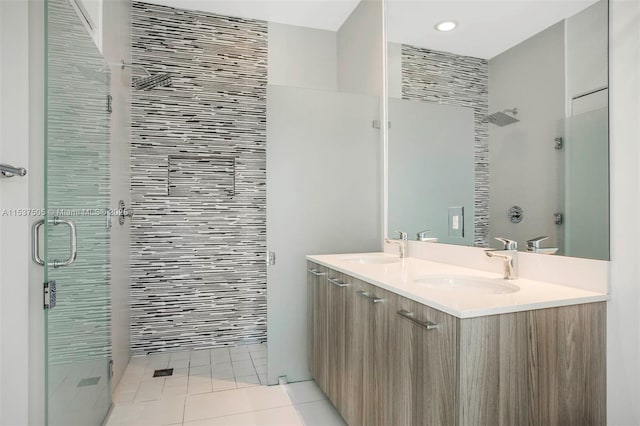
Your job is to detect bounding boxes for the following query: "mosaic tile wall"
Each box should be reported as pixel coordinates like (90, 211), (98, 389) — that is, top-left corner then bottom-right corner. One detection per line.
(401, 45), (489, 247)
(130, 2), (268, 354)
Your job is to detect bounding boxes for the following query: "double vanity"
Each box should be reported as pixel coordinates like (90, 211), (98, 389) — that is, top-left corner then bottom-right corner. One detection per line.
(306, 251), (607, 425)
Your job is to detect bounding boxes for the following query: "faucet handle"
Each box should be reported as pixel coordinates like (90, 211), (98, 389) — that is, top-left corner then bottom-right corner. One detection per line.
(395, 230), (408, 241)
(417, 229), (431, 241)
(526, 236), (548, 250)
(494, 237), (517, 250)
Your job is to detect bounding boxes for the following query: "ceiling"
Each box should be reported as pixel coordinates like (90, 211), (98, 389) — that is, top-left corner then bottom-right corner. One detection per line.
(138, 0), (361, 31)
(140, 0), (601, 59)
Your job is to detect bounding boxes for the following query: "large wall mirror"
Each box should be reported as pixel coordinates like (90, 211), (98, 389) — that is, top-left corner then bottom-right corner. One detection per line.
(385, 0), (609, 260)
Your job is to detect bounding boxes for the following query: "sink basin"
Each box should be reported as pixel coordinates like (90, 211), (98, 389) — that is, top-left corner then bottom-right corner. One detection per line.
(413, 275), (519, 295)
(341, 254), (401, 265)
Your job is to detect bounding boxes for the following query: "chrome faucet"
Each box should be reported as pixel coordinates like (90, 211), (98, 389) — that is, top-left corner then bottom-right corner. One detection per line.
(385, 230), (408, 258)
(485, 237), (518, 280)
(526, 236), (558, 255)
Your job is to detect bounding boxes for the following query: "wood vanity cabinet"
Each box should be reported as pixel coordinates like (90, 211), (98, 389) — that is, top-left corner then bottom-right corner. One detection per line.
(307, 261), (606, 426)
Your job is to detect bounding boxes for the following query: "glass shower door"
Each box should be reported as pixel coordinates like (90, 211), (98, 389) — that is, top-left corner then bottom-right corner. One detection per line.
(44, 0), (111, 424)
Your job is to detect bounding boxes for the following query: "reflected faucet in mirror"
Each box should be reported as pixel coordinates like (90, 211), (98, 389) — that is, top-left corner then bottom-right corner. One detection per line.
(386, 230), (408, 258)
(417, 229), (438, 242)
(485, 237), (519, 280)
(526, 236), (559, 255)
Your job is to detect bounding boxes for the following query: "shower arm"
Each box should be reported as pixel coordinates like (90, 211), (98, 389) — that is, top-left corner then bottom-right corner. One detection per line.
(120, 60), (151, 76)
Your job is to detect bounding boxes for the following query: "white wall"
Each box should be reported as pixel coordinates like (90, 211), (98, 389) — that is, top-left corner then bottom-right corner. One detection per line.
(337, 0), (383, 96)
(488, 22), (565, 252)
(0, 1), (31, 424)
(268, 22), (337, 91)
(102, 0), (132, 388)
(608, 0), (640, 423)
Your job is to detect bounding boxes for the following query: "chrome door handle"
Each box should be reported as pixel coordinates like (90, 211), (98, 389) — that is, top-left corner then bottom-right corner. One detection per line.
(32, 219), (45, 265)
(397, 309), (438, 330)
(328, 277), (349, 287)
(32, 217), (78, 268)
(307, 268), (326, 276)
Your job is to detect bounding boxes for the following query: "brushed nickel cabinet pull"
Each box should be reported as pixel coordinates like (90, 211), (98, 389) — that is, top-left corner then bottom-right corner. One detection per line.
(328, 277), (349, 287)
(397, 309), (438, 330)
(307, 268), (326, 276)
(358, 290), (384, 304)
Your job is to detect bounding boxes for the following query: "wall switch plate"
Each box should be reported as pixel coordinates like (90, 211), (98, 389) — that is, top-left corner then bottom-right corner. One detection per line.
(448, 206), (464, 238)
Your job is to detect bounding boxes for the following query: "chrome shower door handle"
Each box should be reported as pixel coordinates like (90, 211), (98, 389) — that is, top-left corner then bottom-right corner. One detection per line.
(53, 218), (78, 268)
(32, 217), (78, 268)
(32, 219), (45, 265)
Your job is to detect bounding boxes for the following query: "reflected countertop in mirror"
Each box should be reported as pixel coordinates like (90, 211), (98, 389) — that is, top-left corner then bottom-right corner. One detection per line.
(385, 0), (609, 260)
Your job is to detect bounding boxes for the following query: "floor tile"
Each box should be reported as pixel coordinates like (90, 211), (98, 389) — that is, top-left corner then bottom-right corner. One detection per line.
(168, 358), (190, 369)
(112, 390), (136, 405)
(233, 365), (258, 377)
(294, 400), (346, 426)
(183, 405), (303, 426)
(211, 378), (237, 392)
(236, 375), (260, 388)
(169, 351), (191, 361)
(285, 381), (327, 405)
(230, 346), (250, 355)
(135, 380), (164, 402)
(232, 360), (254, 370)
(188, 377), (212, 395)
(189, 365), (211, 378)
(231, 352), (252, 361)
(183, 385), (292, 422)
(245, 344), (265, 353)
(212, 369), (235, 380)
(252, 357), (267, 367)
(106, 396), (185, 426)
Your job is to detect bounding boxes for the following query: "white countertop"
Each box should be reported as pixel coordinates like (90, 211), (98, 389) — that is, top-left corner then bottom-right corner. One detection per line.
(306, 252), (608, 319)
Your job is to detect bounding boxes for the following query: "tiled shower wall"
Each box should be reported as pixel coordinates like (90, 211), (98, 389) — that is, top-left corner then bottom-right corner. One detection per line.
(401, 46), (489, 247)
(130, 2), (267, 354)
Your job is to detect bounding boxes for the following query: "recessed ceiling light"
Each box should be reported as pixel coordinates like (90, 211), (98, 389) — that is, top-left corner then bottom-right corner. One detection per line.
(435, 21), (457, 32)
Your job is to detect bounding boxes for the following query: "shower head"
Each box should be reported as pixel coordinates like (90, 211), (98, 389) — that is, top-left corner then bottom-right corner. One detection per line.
(132, 73), (172, 90)
(483, 108), (519, 126)
(120, 60), (172, 90)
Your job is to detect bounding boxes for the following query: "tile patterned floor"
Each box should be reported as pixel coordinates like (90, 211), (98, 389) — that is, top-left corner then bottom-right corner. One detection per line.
(106, 345), (345, 426)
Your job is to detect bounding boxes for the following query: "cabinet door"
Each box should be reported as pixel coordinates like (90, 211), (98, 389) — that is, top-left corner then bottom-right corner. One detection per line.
(326, 270), (349, 411)
(342, 278), (369, 426)
(392, 295), (458, 426)
(362, 284), (392, 426)
(307, 262), (328, 388)
(388, 293), (421, 426)
(414, 302), (458, 425)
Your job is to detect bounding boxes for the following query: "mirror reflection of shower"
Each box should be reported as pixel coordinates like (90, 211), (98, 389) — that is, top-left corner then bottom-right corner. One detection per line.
(483, 108), (519, 126)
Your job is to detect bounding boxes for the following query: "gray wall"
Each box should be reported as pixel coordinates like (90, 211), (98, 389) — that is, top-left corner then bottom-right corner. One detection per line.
(130, 2), (267, 354)
(566, 0), (608, 100)
(488, 22), (565, 252)
(267, 22), (337, 91)
(337, 0), (383, 96)
(401, 46), (489, 247)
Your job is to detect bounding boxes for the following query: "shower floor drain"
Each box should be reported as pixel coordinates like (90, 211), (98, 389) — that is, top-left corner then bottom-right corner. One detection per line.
(153, 368), (174, 378)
